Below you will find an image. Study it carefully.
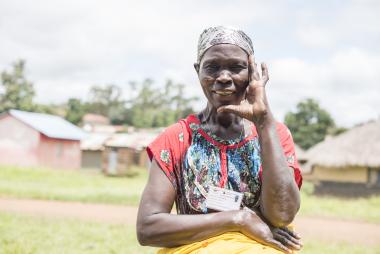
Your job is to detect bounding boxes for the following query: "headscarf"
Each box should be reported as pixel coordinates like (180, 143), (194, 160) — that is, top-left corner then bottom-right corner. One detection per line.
(197, 26), (254, 63)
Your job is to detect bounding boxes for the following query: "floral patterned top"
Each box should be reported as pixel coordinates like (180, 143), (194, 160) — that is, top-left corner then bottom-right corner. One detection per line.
(147, 114), (302, 214)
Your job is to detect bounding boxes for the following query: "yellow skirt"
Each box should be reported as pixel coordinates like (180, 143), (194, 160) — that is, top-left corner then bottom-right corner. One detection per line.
(157, 232), (293, 254)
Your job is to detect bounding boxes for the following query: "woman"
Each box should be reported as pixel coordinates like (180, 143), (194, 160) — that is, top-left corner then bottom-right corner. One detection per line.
(137, 26), (303, 254)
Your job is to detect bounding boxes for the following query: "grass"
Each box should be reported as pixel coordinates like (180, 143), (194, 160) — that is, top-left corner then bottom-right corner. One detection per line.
(1, 212), (379, 254)
(299, 182), (380, 223)
(0, 165), (379, 223)
(300, 240), (380, 254)
(0, 211), (156, 254)
(0, 165), (148, 206)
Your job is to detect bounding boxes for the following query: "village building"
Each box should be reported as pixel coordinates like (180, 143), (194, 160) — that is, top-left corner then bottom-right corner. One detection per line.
(82, 113), (126, 133)
(295, 144), (307, 167)
(82, 113), (110, 129)
(102, 131), (158, 175)
(0, 109), (86, 169)
(304, 120), (380, 196)
(80, 132), (111, 169)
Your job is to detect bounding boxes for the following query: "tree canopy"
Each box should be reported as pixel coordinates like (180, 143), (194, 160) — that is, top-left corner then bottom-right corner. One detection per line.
(62, 79), (199, 127)
(126, 79), (197, 128)
(284, 98), (338, 150)
(0, 60), (35, 113)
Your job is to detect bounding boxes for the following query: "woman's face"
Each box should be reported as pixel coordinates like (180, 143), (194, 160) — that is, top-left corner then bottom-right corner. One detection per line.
(195, 44), (249, 109)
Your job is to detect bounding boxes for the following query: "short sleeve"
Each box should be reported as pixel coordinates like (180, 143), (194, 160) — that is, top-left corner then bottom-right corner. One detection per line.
(276, 122), (303, 189)
(146, 121), (189, 190)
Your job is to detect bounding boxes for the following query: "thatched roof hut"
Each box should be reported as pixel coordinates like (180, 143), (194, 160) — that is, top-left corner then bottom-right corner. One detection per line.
(306, 120), (380, 168)
(304, 120), (380, 196)
(294, 144), (307, 163)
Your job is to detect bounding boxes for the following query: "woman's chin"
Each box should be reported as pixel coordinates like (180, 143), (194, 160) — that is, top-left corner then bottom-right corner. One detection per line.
(212, 95), (240, 105)
(214, 99), (240, 108)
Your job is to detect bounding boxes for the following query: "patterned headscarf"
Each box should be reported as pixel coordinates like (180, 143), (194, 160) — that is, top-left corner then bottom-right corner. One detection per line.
(197, 26), (254, 63)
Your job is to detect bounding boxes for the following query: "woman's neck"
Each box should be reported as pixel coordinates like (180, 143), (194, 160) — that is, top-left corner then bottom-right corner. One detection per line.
(199, 103), (247, 140)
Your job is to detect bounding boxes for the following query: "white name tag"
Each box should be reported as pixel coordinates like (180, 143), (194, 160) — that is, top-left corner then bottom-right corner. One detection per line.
(206, 186), (243, 211)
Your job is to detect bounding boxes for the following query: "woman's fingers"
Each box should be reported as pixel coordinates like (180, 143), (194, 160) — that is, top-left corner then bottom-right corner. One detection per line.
(249, 55), (259, 81)
(217, 101), (253, 120)
(265, 238), (292, 254)
(282, 227), (301, 239)
(253, 62), (260, 81)
(276, 228), (301, 243)
(261, 62), (269, 83)
(248, 55), (256, 82)
(274, 233), (302, 250)
(273, 228), (303, 250)
(248, 55), (268, 87)
(217, 104), (244, 117)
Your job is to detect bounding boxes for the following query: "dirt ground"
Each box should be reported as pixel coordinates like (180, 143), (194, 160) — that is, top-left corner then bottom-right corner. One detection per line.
(1, 197), (379, 246)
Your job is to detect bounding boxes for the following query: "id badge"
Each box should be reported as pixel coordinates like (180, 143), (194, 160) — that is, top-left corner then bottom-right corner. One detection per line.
(206, 186), (243, 211)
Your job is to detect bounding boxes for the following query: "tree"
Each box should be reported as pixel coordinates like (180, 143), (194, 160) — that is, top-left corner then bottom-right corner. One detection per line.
(126, 79), (198, 128)
(65, 98), (86, 125)
(284, 98), (336, 150)
(128, 79), (163, 128)
(87, 84), (126, 124)
(0, 60), (35, 112)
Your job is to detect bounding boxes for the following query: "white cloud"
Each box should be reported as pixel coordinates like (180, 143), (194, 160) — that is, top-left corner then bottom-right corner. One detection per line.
(295, 0), (380, 50)
(268, 47), (380, 127)
(296, 25), (336, 48)
(0, 0), (379, 127)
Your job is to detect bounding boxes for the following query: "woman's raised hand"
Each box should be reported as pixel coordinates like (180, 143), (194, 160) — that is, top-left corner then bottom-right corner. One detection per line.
(217, 55), (270, 124)
(237, 208), (302, 253)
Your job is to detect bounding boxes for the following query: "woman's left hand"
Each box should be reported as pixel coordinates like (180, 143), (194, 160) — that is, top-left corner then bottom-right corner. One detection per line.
(239, 208), (302, 253)
(271, 227), (303, 252)
(217, 55), (270, 124)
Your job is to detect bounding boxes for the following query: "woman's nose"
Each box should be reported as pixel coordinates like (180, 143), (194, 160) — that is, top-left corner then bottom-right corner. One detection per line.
(216, 70), (232, 84)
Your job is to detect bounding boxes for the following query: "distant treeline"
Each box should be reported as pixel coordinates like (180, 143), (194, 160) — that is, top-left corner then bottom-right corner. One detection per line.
(0, 60), (198, 128)
(0, 60), (346, 149)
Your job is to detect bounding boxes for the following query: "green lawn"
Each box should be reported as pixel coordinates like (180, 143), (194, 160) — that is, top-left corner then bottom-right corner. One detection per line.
(0, 165), (379, 223)
(1, 212), (379, 254)
(299, 182), (380, 223)
(0, 211), (155, 254)
(0, 165), (148, 206)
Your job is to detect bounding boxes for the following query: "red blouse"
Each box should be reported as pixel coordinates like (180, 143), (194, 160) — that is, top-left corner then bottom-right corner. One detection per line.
(147, 114), (302, 214)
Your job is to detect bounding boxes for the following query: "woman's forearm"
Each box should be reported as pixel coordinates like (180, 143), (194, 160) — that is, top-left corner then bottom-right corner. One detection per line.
(256, 113), (300, 227)
(137, 210), (240, 247)
(137, 160), (241, 247)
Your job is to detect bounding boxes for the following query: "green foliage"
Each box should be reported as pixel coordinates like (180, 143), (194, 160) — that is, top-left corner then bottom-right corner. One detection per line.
(62, 79), (198, 127)
(65, 98), (86, 125)
(284, 98), (336, 150)
(33, 103), (59, 115)
(86, 84), (126, 124)
(328, 126), (348, 136)
(127, 79), (198, 128)
(0, 60), (35, 113)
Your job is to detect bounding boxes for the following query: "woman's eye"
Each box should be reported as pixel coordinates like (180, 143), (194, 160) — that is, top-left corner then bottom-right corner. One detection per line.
(230, 65), (245, 72)
(205, 65), (219, 71)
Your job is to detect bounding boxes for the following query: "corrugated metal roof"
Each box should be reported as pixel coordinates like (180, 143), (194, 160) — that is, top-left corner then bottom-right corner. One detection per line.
(105, 132), (158, 150)
(81, 133), (111, 150)
(9, 109), (86, 140)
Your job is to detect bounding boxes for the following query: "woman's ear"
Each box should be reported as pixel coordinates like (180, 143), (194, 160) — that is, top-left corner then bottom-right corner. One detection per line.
(193, 63), (200, 74)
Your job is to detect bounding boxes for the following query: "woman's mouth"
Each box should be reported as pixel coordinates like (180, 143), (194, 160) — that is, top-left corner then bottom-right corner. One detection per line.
(213, 90), (235, 96)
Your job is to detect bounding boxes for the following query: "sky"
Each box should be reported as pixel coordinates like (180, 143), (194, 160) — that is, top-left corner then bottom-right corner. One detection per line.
(0, 0), (379, 127)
